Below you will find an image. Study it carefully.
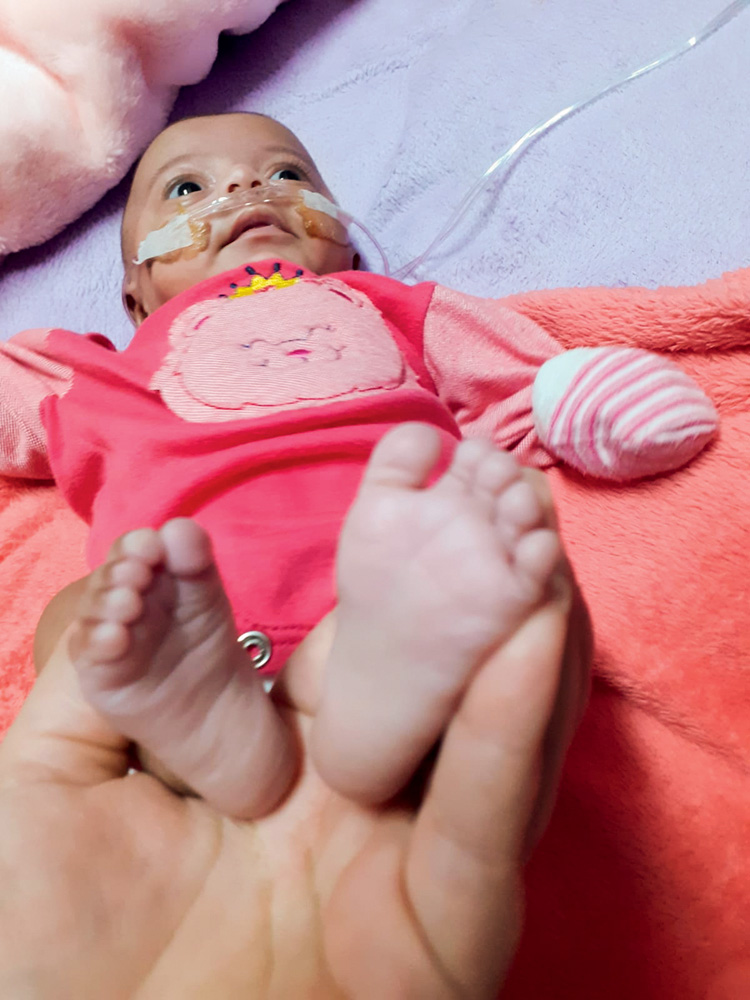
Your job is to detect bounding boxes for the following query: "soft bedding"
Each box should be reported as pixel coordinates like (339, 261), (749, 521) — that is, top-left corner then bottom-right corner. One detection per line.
(1, 0), (749, 997)
(1, 0), (747, 345)
(0, 0), (284, 255)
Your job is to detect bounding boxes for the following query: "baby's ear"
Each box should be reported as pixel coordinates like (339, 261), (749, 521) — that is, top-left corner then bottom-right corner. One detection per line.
(122, 272), (148, 327)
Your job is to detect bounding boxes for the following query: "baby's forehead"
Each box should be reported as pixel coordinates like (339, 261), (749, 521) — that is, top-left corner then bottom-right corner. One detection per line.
(140, 115), (306, 179)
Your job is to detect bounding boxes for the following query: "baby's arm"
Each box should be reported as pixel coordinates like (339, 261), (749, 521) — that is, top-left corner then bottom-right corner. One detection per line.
(0, 328), (75, 479)
(424, 286), (718, 481)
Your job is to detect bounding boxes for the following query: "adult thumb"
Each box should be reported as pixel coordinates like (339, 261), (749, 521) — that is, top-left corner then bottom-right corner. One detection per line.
(0, 629), (130, 789)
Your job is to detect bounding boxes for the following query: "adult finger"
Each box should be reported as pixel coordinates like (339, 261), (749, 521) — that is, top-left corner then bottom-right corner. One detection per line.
(522, 571), (591, 854)
(522, 466), (559, 528)
(0, 627), (130, 789)
(404, 586), (572, 996)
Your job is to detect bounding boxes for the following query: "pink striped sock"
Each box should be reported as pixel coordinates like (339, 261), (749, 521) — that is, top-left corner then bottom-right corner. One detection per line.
(532, 347), (719, 481)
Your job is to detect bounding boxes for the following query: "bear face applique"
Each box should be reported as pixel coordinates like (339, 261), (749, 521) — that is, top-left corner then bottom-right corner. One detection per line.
(150, 276), (409, 422)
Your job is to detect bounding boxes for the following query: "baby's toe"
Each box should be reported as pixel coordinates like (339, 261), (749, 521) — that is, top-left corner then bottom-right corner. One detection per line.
(435, 437), (495, 498)
(70, 619), (131, 664)
(495, 477), (546, 540)
(361, 423), (444, 492)
(160, 518), (217, 577)
(80, 583), (145, 628)
(474, 448), (523, 502)
(86, 620), (133, 661)
(513, 528), (562, 593)
(118, 527), (166, 566)
(96, 585), (144, 624)
(108, 557), (154, 592)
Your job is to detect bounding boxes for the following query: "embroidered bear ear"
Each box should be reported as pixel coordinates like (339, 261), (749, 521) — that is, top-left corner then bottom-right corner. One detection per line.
(167, 301), (224, 344)
(309, 275), (373, 310)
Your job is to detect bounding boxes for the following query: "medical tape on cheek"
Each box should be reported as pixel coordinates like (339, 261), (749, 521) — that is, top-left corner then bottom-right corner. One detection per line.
(134, 211), (210, 265)
(296, 189), (350, 247)
(296, 191), (391, 274)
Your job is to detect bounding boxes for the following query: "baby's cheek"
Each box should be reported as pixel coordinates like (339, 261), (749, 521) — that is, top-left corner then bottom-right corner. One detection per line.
(149, 254), (217, 311)
(187, 218), (210, 255)
(296, 204), (349, 247)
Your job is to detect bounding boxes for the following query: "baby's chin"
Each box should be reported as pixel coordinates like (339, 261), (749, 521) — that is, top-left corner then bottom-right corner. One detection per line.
(214, 230), (355, 277)
(214, 233), (309, 274)
(147, 237), (353, 306)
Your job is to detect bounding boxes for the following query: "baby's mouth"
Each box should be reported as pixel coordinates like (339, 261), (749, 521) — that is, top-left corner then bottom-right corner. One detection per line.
(224, 208), (293, 247)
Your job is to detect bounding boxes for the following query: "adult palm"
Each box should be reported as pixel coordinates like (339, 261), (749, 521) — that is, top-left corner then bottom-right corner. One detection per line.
(0, 590), (585, 1000)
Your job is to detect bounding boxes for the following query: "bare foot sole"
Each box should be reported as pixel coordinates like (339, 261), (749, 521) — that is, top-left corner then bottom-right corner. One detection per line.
(312, 423), (566, 803)
(69, 519), (297, 819)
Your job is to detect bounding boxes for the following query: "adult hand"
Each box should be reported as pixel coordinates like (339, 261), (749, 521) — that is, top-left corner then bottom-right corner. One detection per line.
(0, 571), (588, 999)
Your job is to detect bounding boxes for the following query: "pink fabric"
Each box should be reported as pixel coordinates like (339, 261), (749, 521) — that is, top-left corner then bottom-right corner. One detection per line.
(0, 0), (284, 255)
(36, 262), (460, 670)
(0, 479), (86, 729)
(0, 259), (558, 677)
(151, 276), (410, 419)
(0, 328), (73, 478)
(423, 284), (561, 466)
(418, 287), (717, 480)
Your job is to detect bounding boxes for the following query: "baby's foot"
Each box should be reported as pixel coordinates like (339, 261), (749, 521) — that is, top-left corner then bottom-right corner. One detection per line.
(311, 423), (564, 803)
(69, 519), (296, 818)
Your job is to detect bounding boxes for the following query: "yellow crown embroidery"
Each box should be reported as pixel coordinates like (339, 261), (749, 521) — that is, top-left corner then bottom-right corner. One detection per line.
(228, 273), (301, 298)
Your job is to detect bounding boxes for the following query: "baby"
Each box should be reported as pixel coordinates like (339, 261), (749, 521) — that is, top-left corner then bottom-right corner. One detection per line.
(6, 112), (714, 817)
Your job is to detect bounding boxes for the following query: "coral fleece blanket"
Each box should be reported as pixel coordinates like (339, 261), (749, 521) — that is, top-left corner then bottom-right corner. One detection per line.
(503, 269), (750, 999)
(2, 268), (748, 999)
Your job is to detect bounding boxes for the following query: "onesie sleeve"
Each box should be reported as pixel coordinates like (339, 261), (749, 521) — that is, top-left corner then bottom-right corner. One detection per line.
(423, 285), (719, 481)
(0, 328), (76, 478)
(423, 284), (562, 467)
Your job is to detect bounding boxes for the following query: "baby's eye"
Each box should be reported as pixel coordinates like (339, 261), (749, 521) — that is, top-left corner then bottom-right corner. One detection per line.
(270, 168), (303, 182)
(166, 179), (204, 199)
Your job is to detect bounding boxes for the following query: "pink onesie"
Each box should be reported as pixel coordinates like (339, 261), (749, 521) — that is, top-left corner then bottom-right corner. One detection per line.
(0, 259), (561, 670)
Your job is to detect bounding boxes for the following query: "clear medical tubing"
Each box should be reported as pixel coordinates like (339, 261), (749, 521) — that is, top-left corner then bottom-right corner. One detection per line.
(350, 216), (391, 275)
(393, 0), (750, 281)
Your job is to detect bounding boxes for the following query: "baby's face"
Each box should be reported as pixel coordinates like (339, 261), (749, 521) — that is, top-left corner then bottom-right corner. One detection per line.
(122, 114), (356, 325)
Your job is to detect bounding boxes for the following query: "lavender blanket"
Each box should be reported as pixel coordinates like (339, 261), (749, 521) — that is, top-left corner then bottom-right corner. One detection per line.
(1, 0), (748, 349)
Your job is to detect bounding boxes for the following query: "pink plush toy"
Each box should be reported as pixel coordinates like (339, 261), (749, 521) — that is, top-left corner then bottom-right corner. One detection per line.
(0, 0), (284, 255)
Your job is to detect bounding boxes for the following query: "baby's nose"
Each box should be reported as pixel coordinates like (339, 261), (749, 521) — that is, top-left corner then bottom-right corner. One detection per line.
(225, 165), (263, 193)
